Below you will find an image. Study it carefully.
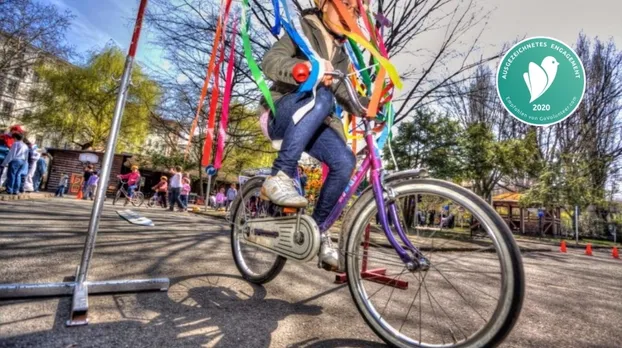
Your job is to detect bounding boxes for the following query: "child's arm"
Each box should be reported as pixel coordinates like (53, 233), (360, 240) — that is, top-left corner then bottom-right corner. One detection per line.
(261, 33), (307, 86)
(332, 57), (370, 115)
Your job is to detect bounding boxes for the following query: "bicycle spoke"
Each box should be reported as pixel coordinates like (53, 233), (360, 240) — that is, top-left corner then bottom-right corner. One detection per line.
(432, 265), (488, 323)
(422, 275), (446, 345)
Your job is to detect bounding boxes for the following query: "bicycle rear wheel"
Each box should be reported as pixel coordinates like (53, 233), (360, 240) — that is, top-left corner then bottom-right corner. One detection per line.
(344, 178), (524, 348)
(230, 177), (286, 284)
(132, 192), (145, 207)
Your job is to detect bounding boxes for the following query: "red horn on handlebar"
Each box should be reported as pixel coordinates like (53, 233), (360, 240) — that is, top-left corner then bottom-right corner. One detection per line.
(292, 63), (310, 83)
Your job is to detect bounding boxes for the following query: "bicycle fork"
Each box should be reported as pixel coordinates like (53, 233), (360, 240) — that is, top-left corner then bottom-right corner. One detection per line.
(367, 133), (430, 272)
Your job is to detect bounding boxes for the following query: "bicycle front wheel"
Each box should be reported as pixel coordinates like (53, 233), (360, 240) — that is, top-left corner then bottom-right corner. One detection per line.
(344, 178), (524, 348)
(112, 190), (122, 205)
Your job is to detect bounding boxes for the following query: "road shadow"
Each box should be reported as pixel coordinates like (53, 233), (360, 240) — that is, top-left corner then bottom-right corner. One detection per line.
(288, 337), (386, 347)
(0, 273), (324, 348)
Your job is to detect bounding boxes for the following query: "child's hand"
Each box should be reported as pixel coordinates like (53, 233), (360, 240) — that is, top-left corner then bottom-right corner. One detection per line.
(321, 60), (334, 86)
(303, 60), (334, 86)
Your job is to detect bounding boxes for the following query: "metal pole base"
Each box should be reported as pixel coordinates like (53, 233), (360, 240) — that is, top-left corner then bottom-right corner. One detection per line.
(0, 278), (169, 326)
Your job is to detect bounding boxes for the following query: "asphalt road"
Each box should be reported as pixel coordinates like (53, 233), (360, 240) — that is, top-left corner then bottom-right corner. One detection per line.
(1, 198), (621, 348)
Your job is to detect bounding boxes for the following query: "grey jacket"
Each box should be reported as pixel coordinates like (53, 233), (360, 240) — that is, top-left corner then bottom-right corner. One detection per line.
(260, 12), (367, 117)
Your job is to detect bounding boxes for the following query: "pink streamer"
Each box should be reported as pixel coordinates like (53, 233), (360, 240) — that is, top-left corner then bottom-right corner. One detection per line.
(214, 20), (239, 169)
(321, 163), (329, 184)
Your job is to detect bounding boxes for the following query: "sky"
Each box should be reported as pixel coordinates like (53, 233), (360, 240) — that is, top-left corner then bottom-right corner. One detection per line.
(40, 0), (167, 69)
(42, 0), (622, 71)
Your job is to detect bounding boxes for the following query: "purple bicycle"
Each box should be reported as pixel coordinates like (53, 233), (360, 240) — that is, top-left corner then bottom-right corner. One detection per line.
(229, 68), (524, 347)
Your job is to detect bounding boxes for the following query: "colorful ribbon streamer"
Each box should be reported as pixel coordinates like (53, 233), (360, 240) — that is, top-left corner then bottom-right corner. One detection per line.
(214, 20), (239, 169)
(202, 25), (228, 167)
(186, 0), (233, 161)
(241, 0), (276, 115)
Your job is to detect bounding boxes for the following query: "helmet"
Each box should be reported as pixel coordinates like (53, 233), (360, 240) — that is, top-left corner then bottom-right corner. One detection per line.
(9, 125), (24, 134)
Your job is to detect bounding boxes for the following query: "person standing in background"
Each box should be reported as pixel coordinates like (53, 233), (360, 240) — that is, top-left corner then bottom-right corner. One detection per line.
(23, 142), (40, 192)
(55, 173), (69, 197)
(82, 164), (94, 199)
(168, 166), (184, 212)
(225, 183), (237, 212)
(33, 153), (48, 192)
(1, 133), (28, 195)
(85, 171), (99, 200)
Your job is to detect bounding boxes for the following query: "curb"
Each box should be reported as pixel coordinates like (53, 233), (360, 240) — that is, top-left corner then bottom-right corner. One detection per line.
(0, 193), (54, 201)
(516, 238), (615, 250)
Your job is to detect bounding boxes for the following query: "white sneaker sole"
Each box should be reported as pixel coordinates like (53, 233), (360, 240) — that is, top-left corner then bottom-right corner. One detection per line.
(260, 187), (307, 208)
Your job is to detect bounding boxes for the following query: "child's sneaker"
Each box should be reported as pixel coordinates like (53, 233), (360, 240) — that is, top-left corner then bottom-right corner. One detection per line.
(260, 171), (307, 208)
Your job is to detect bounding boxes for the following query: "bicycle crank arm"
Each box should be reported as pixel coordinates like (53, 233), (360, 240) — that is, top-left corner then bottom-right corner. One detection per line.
(244, 214), (321, 263)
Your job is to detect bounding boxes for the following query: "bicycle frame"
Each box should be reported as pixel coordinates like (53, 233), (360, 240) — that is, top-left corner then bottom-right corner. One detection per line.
(316, 119), (423, 267)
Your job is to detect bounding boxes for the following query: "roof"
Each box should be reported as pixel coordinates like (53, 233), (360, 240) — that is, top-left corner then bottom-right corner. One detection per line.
(493, 192), (522, 202)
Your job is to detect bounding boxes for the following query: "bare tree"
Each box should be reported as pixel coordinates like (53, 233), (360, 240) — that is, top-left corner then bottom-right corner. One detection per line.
(0, 0), (73, 86)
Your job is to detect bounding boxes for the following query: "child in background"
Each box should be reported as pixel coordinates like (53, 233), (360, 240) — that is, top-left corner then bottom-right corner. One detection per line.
(216, 188), (226, 211)
(180, 177), (191, 211)
(85, 171), (99, 200)
(82, 164), (94, 199)
(117, 165), (141, 200)
(55, 173), (69, 197)
(152, 176), (168, 208)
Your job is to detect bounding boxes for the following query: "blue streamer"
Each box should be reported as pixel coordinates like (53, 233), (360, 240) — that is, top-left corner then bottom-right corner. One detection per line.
(271, 0), (281, 35)
(278, 0), (321, 93)
(280, 21), (320, 92)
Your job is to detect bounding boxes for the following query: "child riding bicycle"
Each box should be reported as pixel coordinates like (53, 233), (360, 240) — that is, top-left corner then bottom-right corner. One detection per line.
(151, 176), (168, 208)
(259, 0), (368, 269)
(117, 165), (141, 200)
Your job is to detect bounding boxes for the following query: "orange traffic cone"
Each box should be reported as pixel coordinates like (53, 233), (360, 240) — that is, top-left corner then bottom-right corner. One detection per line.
(585, 243), (593, 256)
(76, 190), (83, 200)
(560, 240), (567, 253)
(613, 246), (620, 259)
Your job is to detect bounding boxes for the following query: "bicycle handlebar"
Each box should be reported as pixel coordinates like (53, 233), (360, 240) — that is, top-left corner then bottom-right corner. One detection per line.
(292, 63), (368, 116)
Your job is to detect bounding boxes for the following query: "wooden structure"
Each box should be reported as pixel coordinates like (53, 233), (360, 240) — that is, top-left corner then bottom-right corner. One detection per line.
(492, 193), (561, 235)
(45, 148), (133, 195)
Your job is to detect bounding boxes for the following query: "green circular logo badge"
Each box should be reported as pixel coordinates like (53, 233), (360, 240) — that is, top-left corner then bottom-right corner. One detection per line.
(497, 37), (586, 126)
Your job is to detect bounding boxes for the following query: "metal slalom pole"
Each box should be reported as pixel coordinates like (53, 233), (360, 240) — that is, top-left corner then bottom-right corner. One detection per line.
(0, 0), (169, 327)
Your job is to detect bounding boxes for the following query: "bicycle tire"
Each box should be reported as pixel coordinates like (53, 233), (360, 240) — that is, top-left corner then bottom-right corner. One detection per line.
(132, 192), (145, 207)
(344, 178), (524, 348)
(230, 177), (286, 284)
(113, 189), (122, 205)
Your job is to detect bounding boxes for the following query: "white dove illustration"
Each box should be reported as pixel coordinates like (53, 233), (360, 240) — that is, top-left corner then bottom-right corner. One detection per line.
(523, 56), (559, 103)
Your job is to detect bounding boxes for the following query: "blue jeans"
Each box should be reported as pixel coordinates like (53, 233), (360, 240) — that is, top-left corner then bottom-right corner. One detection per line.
(33, 170), (44, 192)
(55, 185), (66, 197)
(128, 185), (137, 198)
(169, 187), (184, 210)
(6, 159), (27, 194)
(180, 194), (188, 209)
(269, 87), (356, 226)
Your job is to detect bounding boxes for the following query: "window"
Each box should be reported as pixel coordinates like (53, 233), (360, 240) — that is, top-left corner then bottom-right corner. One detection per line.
(7, 80), (19, 95)
(32, 71), (40, 83)
(23, 110), (32, 118)
(29, 90), (36, 102)
(1, 102), (14, 117)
